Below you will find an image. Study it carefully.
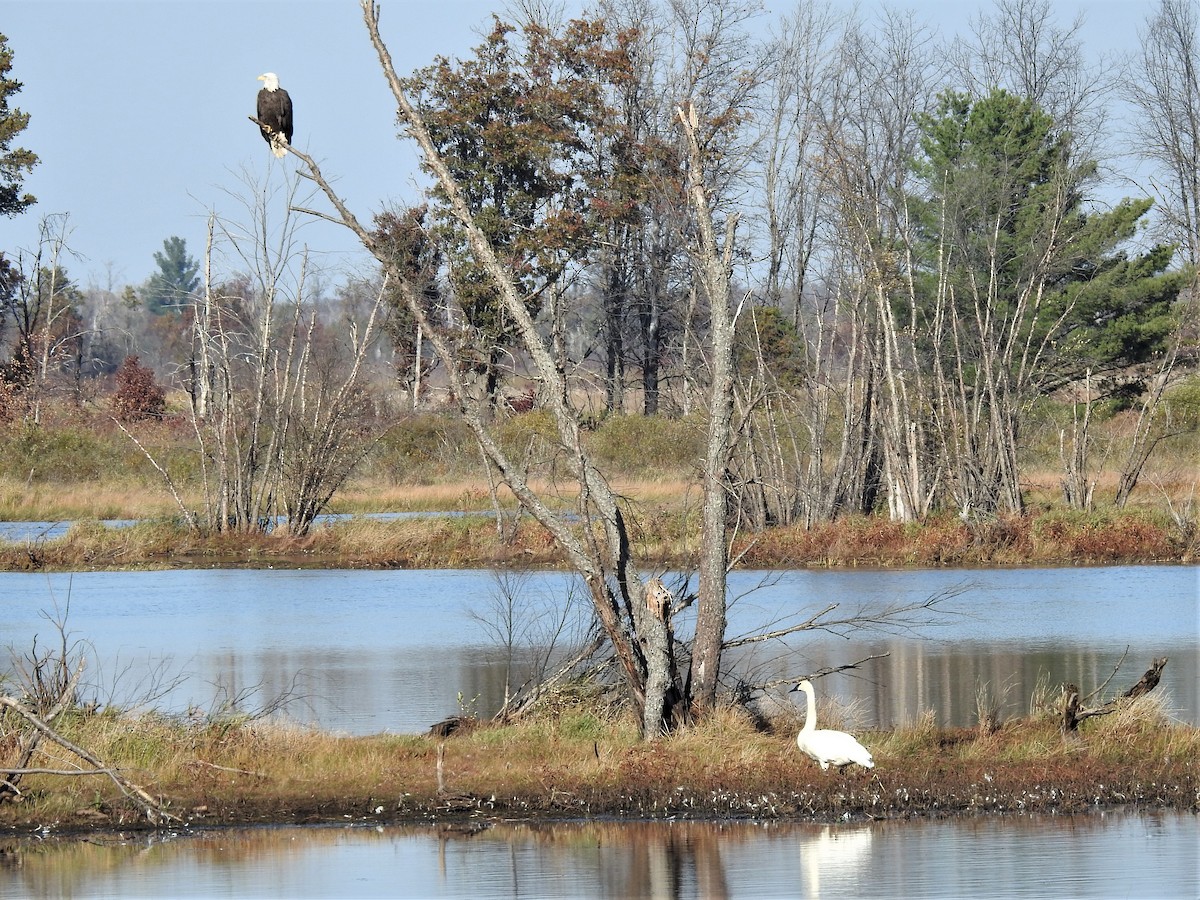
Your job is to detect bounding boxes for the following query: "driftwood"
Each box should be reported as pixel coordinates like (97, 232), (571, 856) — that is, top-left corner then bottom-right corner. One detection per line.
(1061, 656), (1169, 734)
(1120, 656), (1168, 700)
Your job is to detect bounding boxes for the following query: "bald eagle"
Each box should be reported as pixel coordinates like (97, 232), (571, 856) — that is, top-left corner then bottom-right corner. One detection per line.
(256, 72), (293, 158)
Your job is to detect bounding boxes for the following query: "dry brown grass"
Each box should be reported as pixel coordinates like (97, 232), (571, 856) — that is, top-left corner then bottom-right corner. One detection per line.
(736, 508), (1189, 569)
(0, 479), (183, 522)
(3, 691), (1195, 831)
(335, 477), (697, 515)
(0, 501), (1190, 572)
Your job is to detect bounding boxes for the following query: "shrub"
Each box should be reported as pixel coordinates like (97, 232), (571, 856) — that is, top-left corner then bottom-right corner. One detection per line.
(0, 421), (122, 482)
(586, 415), (703, 475)
(112, 355), (166, 422)
(370, 414), (477, 482)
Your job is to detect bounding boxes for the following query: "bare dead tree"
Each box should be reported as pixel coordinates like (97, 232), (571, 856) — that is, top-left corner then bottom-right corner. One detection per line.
(732, 4), (882, 530)
(677, 101), (740, 712)
(1114, 2), (1200, 508)
(2, 214), (90, 423)
(754, 1), (843, 320)
(0, 692), (177, 824)
(1113, 291), (1199, 508)
(121, 174), (385, 536)
(467, 571), (591, 718)
(280, 3), (685, 737)
(950, 0), (1111, 154)
(1126, 0), (1200, 266)
(816, 10), (941, 523)
(0, 612), (178, 824)
(1058, 371), (1102, 510)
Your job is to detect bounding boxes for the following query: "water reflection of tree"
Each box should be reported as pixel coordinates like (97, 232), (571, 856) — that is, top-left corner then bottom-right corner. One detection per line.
(2, 813), (1188, 897)
(735, 636), (1187, 730)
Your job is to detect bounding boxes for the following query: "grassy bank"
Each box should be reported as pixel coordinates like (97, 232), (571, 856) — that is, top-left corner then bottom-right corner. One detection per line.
(0, 503), (1192, 572)
(0, 397), (1196, 570)
(1, 692), (1195, 834)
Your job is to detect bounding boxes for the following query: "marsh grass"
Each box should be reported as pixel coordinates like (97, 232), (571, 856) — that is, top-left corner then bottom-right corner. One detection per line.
(0, 479), (182, 522)
(738, 508), (1187, 568)
(6, 688), (1192, 830)
(0, 502), (1188, 571)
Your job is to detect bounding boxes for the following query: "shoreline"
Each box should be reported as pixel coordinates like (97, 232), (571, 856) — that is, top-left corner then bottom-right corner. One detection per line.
(0, 706), (1196, 837)
(0, 506), (1193, 573)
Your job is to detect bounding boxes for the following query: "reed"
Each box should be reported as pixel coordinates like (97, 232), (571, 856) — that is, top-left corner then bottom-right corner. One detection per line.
(0, 479), (183, 521)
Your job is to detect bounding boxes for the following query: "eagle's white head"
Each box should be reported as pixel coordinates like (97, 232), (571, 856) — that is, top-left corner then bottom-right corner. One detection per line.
(257, 72), (281, 92)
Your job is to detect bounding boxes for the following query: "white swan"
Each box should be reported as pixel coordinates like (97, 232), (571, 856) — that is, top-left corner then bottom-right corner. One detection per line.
(789, 679), (874, 771)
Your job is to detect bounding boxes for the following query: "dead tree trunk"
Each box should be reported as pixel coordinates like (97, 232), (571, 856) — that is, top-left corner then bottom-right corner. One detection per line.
(636, 578), (681, 738)
(301, 1), (689, 737)
(677, 102), (740, 715)
(1060, 656), (1169, 733)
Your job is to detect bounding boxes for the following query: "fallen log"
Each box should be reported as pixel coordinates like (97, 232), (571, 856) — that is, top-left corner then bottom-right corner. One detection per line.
(0, 658), (85, 803)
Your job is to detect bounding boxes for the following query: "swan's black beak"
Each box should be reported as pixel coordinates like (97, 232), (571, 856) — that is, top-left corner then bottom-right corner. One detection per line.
(788, 683), (801, 693)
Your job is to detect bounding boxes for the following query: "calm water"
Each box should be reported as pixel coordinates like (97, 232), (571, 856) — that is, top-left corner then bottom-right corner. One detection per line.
(0, 565), (1195, 898)
(0, 565), (1195, 733)
(0, 513), (476, 543)
(0, 810), (1195, 899)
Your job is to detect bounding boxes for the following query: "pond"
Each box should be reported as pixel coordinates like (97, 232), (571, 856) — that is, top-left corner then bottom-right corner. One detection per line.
(0, 809), (1195, 898)
(0, 564), (1195, 733)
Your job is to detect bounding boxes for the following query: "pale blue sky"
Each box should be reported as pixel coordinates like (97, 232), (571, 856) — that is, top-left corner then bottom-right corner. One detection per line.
(2, 0), (1151, 291)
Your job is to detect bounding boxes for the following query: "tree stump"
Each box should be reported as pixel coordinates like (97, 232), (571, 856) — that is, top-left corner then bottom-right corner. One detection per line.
(1060, 657), (1169, 733)
(1121, 656), (1168, 701)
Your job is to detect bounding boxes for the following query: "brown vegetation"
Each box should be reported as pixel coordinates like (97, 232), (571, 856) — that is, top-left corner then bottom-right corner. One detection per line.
(0, 503), (1192, 573)
(0, 692), (1194, 835)
(0, 401), (1195, 570)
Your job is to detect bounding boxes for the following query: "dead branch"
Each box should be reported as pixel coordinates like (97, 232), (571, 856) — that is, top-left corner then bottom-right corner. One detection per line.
(0, 656), (85, 802)
(721, 583), (965, 651)
(721, 603), (839, 649)
(0, 696), (178, 824)
(111, 417), (200, 533)
(192, 760), (267, 778)
(1080, 646), (1130, 706)
(754, 654), (891, 695)
(0, 767), (116, 777)
(1122, 656), (1168, 700)
(494, 629), (608, 723)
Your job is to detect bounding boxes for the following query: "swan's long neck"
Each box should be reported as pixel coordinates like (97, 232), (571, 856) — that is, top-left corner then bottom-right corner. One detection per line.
(802, 683), (817, 733)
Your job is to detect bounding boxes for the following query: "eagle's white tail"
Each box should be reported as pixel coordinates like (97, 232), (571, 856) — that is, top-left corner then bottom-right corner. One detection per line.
(270, 135), (289, 158)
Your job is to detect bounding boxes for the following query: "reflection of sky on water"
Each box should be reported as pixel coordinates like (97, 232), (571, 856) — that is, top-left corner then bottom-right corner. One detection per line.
(0, 512), (487, 543)
(0, 566), (1195, 733)
(0, 519), (139, 542)
(0, 811), (1194, 899)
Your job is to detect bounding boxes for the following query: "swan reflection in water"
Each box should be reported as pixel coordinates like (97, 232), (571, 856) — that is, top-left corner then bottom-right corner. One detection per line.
(799, 824), (874, 898)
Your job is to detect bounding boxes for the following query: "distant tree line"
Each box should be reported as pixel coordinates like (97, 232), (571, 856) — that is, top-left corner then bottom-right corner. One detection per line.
(0, 1), (1197, 526)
